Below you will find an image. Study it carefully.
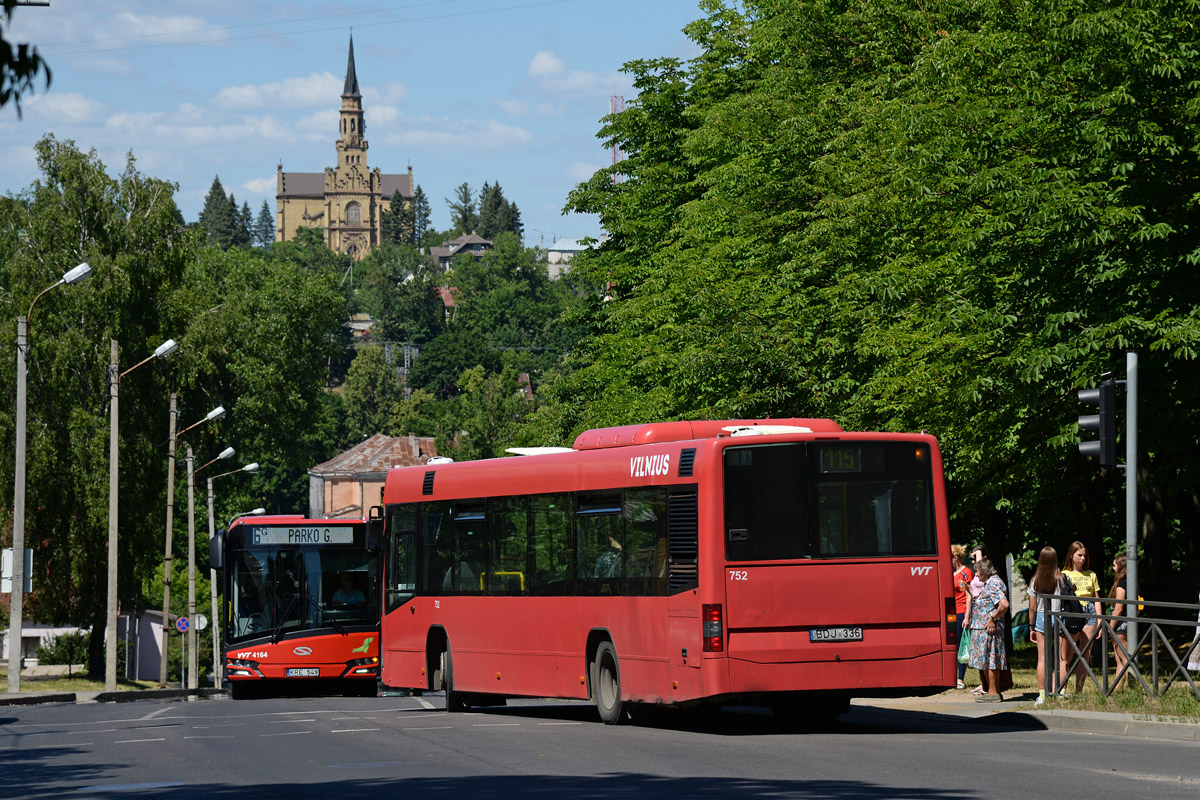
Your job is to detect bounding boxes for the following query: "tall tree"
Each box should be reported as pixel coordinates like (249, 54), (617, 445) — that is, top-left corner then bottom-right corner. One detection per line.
(232, 197), (252, 248)
(255, 200), (274, 247)
(549, 0), (1200, 596)
(342, 346), (406, 439)
(380, 189), (412, 245)
(198, 176), (234, 249)
(411, 185), (432, 247)
(446, 182), (479, 235)
(477, 182), (522, 240)
(0, 135), (196, 675)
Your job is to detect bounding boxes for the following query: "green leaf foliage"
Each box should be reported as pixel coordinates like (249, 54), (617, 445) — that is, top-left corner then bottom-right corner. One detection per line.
(546, 0), (1200, 595)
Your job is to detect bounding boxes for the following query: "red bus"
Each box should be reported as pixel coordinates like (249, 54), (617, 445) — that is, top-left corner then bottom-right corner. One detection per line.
(378, 420), (956, 723)
(210, 514), (382, 699)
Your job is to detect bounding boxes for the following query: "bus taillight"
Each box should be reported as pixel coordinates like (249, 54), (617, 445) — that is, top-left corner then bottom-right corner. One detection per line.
(702, 604), (724, 652)
(945, 597), (957, 645)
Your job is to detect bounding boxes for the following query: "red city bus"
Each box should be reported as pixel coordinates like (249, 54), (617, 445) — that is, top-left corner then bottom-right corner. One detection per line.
(210, 514), (382, 699)
(378, 419), (957, 723)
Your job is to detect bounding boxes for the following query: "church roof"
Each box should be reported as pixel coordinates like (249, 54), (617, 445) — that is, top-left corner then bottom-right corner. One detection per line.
(278, 172), (325, 198)
(278, 171), (412, 198)
(343, 35), (361, 98)
(380, 173), (413, 199)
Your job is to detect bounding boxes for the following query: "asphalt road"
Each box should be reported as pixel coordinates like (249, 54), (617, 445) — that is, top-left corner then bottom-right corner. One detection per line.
(1, 693), (1198, 799)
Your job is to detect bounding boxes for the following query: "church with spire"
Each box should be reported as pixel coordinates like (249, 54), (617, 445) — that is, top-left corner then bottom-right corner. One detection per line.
(275, 35), (413, 258)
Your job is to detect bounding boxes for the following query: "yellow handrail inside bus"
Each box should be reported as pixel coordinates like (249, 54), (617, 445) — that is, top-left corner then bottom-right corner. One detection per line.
(480, 570), (525, 591)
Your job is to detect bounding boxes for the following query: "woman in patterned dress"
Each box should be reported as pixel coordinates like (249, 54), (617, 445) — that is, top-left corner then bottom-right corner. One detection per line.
(967, 557), (1010, 702)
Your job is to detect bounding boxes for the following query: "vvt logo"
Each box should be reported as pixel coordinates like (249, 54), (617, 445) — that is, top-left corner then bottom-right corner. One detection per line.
(910, 566), (933, 576)
(293, 646), (313, 656)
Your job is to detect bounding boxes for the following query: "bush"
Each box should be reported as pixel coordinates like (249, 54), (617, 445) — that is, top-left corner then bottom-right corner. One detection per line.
(35, 630), (89, 665)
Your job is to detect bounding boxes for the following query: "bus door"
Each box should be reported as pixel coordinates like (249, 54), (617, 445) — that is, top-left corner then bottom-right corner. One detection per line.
(721, 441), (943, 668)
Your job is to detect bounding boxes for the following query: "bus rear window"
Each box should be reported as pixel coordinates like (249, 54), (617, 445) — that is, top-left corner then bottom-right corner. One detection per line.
(724, 444), (808, 561)
(811, 443), (934, 557)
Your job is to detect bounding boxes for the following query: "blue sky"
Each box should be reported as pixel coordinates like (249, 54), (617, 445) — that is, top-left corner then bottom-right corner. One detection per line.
(1, 0), (705, 246)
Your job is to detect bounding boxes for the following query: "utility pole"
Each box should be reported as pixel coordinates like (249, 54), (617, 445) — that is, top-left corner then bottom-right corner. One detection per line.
(160, 394), (178, 686)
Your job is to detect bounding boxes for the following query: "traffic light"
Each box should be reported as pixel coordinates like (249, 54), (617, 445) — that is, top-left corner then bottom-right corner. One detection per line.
(1078, 372), (1117, 468)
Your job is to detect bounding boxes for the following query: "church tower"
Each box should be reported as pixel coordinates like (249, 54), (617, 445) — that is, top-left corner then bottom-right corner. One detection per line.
(276, 35), (413, 258)
(336, 35), (368, 171)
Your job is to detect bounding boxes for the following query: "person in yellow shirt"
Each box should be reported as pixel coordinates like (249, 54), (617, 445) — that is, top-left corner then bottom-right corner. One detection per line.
(1062, 541), (1100, 693)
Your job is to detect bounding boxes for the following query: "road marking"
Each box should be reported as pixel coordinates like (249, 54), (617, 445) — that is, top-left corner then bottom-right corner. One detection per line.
(115, 738), (166, 744)
(416, 698), (436, 710)
(537, 722), (584, 726)
(139, 707), (174, 721)
(331, 728), (381, 733)
(472, 723), (520, 727)
(332, 717), (377, 721)
(260, 731), (312, 737)
(402, 726), (452, 731)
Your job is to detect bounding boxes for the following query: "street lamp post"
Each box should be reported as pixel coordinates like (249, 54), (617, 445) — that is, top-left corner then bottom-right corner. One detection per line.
(205, 462), (259, 688)
(8, 262), (92, 694)
(107, 336), (179, 692)
(159, 401), (224, 687)
(187, 445), (234, 690)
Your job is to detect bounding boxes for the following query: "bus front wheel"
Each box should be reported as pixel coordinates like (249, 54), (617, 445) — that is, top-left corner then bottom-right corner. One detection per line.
(593, 641), (625, 725)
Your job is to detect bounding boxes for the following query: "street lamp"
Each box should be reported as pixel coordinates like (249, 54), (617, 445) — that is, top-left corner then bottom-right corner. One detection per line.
(185, 445), (233, 690)
(107, 335), (179, 691)
(8, 262), (92, 694)
(159, 400), (225, 687)
(204, 461), (259, 687)
(228, 508), (267, 531)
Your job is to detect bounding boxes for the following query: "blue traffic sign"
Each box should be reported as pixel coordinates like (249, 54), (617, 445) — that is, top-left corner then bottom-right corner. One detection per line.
(175, 617), (189, 633)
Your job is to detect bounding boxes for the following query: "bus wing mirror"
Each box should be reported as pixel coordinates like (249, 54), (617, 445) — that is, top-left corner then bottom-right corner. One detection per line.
(209, 530), (225, 571)
(368, 506), (385, 549)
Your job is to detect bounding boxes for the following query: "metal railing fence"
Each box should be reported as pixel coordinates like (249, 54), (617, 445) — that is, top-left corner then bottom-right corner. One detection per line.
(1043, 593), (1200, 699)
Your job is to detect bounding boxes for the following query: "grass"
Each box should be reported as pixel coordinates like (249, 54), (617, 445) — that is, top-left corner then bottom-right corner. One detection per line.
(0, 665), (158, 693)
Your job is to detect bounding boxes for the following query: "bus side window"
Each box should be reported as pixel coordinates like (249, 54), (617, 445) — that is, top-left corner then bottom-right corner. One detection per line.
(422, 503), (452, 595)
(488, 496), (529, 596)
(453, 501), (486, 595)
(624, 488), (667, 596)
(576, 492), (624, 597)
(386, 505), (417, 612)
(528, 494), (570, 596)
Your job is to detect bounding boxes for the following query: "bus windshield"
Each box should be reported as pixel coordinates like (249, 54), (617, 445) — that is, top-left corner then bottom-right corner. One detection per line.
(227, 545), (379, 641)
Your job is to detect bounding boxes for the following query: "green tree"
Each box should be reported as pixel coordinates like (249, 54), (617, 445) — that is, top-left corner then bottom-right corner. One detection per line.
(0, 135), (196, 675)
(439, 366), (535, 461)
(477, 181), (522, 240)
(1, 0), (51, 116)
(255, 200), (274, 247)
(233, 198), (252, 248)
(411, 185), (432, 247)
(198, 176), (234, 249)
(549, 0), (1200, 595)
(446, 182), (479, 235)
(342, 346), (406, 439)
(380, 189), (412, 245)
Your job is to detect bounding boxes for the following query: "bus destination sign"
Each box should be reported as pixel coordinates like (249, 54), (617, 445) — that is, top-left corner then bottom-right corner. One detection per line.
(251, 526), (356, 545)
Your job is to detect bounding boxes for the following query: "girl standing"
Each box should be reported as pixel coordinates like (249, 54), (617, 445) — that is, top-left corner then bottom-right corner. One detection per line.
(1027, 546), (1073, 705)
(1062, 541), (1100, 693)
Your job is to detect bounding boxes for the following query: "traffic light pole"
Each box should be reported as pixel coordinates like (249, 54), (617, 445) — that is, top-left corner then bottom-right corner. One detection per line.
(1124, 352), (1138, 651)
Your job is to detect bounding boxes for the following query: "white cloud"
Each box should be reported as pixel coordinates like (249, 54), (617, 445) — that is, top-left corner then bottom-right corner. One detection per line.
(216, 73), (342, 110)
(386, 117), (532, 151)
(495, 99), (529, 117)
(104, 109), (296, 147)
(566, 161), (600, 182)
(525, 50), (626, 97)
(297, 109), (337, 143)
(365, 81), (409, 106)
(243, 177), (276, 194)
(528, 51), (565, 79)
(25, 92), (106, 123)
(113, 12), (211, 39)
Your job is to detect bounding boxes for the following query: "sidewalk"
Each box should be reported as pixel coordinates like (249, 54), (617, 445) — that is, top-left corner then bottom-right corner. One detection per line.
(857, 689), (1200, 742)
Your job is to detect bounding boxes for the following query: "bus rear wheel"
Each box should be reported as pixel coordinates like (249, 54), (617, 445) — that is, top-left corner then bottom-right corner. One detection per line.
(442, 648), (467, 713)
(593, 641), (625, 725)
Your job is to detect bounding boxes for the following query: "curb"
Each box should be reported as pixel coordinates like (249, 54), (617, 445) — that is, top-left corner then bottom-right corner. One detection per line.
(1031, 709), (1200, 742)
(0, 688), (225, 707)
